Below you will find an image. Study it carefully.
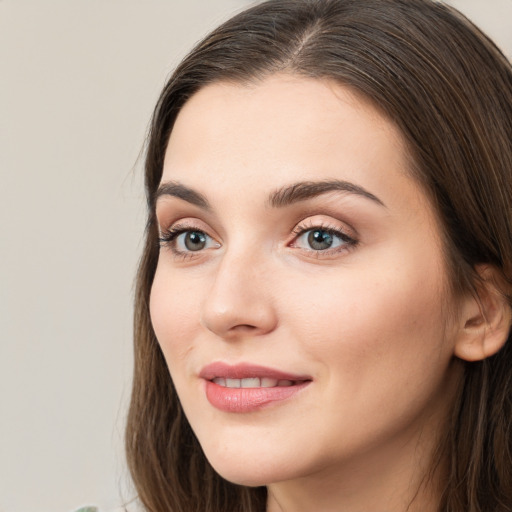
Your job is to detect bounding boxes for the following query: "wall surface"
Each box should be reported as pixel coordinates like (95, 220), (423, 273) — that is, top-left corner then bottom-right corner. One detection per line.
(1, 1), (511, 511)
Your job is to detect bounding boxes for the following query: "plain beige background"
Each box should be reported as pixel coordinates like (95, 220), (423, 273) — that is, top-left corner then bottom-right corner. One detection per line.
(1, 1), (511, 511)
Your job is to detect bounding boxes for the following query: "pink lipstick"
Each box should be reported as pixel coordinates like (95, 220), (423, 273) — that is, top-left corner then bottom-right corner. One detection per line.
(200, 362), (311, 413)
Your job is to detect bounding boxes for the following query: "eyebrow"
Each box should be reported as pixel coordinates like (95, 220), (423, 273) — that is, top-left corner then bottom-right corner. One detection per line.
(154, 178), (385, 210)
(155, 181), (211, 210)
(268, 180), (386, 208)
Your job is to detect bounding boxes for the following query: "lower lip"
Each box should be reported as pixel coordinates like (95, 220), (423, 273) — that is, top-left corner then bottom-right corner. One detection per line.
(204, 380), (310, 413)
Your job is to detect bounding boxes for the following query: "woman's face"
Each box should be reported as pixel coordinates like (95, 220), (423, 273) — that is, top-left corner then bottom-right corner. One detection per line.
(150, 75), (462, 490)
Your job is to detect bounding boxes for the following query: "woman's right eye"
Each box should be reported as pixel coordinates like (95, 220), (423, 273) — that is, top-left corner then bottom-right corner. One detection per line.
(176, 230), (210, 252)
(159, 227), (220, 255)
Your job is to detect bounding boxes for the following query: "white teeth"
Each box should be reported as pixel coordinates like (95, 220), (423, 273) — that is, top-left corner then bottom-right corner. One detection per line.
(211, 377), (295, 388)
(241, 378), (260, 388)
(261, 377), (278, 388)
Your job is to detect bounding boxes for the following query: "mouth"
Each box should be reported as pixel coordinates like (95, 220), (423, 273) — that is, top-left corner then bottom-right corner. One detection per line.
(199, 362), (312, 413)
(211, 377), (298, 388)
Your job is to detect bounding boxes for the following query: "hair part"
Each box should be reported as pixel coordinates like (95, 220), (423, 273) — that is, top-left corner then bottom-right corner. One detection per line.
(126, 1), (512, 510)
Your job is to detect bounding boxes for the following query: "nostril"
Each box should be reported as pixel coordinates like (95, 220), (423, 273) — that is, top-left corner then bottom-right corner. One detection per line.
(232, 324), (258, 332)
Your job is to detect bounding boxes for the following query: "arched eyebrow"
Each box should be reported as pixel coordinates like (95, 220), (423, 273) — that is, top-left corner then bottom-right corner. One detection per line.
(155, 181), (211, 210)
(154, 179), (385, 210)
(268, 180), (386, 208)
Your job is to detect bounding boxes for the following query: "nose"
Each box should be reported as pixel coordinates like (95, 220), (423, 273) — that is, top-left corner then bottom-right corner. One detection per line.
(200, 249), (278, 339)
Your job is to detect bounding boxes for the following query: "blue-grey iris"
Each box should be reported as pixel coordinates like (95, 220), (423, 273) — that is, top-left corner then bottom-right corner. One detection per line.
(308, 230), (333, 250)
(185, 231), (207, 251)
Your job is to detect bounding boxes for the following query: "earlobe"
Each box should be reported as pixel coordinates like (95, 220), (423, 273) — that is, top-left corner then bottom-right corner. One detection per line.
(454, 266), (512, 362)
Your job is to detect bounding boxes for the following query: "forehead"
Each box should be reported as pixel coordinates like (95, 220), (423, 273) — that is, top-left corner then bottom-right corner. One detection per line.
(162, 74), (422, 213)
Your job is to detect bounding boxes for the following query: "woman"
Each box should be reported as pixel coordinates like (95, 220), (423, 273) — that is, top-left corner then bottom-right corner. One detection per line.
(125, 0), (512, 510)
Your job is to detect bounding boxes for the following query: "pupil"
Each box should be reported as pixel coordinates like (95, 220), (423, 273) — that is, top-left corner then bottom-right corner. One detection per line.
(308, 230), (333, 250)
(185, 231), (206, 251)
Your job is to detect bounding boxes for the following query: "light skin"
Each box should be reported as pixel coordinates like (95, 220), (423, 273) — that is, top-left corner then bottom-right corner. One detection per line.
(149, 75), (510, 512)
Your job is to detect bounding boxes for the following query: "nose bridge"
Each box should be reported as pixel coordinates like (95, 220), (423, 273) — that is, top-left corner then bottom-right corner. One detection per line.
(200, 243), (277, 338)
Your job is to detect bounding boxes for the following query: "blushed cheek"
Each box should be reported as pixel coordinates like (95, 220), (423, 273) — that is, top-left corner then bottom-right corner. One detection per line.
(149, 272), (199, 365)
(149, 274), (170, 342)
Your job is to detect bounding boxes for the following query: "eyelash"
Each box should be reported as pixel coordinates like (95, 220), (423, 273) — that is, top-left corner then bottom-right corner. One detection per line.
(290, 221), (358, 256)
(159, 224), (196, 244)
(158, 221), (358, 259)
(158, 223), (214, 259)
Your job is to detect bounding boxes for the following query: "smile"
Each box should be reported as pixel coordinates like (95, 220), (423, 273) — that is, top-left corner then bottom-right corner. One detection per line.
(200, 362), (311, 413)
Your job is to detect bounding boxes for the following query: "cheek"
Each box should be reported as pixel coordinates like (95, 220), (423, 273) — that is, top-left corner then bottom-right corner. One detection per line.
(276, 263), (455, 456)
(149, 266), (202, 367)
(281, 258), (452, 391)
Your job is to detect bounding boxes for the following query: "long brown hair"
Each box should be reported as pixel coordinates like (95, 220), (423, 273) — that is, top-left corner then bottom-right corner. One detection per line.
(125, 1), (512, 510)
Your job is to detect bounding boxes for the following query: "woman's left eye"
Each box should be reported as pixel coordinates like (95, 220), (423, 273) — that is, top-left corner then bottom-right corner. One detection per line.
(292, 227), (355, 252)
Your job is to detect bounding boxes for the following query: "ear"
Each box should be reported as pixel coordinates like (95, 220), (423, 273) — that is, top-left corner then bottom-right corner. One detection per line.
(454, 265), (512, 362)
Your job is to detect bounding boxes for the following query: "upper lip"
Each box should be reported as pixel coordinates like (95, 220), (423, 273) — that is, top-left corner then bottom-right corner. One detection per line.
(199, 362), (312, 381)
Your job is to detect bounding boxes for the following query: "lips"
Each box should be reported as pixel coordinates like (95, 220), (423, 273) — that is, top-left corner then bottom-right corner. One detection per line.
(199, 362), (312, 413)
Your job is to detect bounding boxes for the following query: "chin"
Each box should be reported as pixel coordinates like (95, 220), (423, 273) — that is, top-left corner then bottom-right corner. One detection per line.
(203, 449), (293, 487)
